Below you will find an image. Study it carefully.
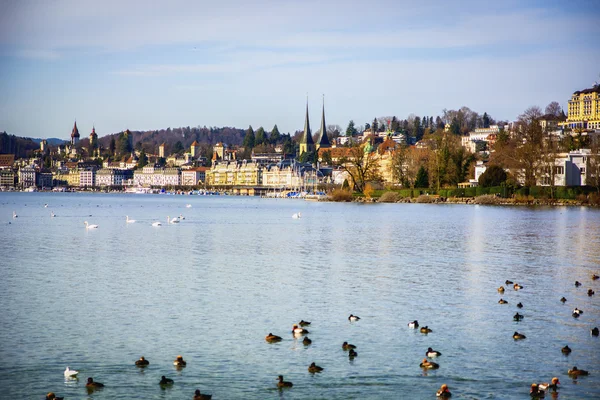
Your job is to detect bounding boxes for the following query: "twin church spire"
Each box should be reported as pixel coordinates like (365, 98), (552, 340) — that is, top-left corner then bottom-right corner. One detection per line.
(299, 96), (330, 155)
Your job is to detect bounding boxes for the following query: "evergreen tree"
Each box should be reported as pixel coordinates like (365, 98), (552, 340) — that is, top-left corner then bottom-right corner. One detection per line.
(173, 141), (184, 154)
(435, 116), (444, 130)
(345, 120), (358, 136)
(450, 117), (461, 135)
(415, 166), (429, 188)
(255, 127), (266, 146)
(109, 136), (116, 155)
(391, 116), (400, 132)
(414, 117), (424, 141)
(138, 148), (148, 168)
(372, 118), (379, 132)
(269, 125), (281, 144)
(478, 165), (507, 187)
(243, 125), (255, 148)
(483, 112), (490, 128)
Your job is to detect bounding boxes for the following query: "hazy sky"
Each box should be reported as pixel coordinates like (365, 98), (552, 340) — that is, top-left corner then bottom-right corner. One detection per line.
(1, 0), (599, 140)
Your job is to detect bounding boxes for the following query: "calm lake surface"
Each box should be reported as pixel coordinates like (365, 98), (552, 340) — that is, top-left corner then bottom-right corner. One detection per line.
(0, 193), (599, 399)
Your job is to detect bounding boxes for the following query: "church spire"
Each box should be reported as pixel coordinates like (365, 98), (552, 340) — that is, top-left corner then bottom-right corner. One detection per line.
(299, 97), (314, 155)
(316, 94), (331, 150)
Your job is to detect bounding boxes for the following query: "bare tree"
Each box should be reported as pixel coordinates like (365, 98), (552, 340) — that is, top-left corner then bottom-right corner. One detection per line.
(545, 101), (562, 117)
(336, 142), (381, 193)
(587, 139), (600, 193)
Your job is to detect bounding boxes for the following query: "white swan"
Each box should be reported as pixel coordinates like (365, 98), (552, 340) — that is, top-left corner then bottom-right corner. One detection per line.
(64, 366), (79, 378)
(84, 221), (98, 229)
(167, 216), (180, 224)
(12, 211), (17, 218)
(126, 216), (136, 223)
(292, 212), (301, 219)
(152, 221), (162, 227)
(186, 204), (192, 208)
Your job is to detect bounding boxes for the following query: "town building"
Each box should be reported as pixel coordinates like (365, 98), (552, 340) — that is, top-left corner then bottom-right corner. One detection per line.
(0, 169), (15, 187)
(299, 102), (315, 155)
(18, 165), (37, 188)
(71, 121), (80, 145)
(181, 167), (209, 186)
(79, 168), (96, 188)
(564, 86), (600, 130)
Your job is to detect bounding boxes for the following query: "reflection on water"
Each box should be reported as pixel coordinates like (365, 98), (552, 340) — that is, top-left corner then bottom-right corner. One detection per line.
(0, 193), (599, 399)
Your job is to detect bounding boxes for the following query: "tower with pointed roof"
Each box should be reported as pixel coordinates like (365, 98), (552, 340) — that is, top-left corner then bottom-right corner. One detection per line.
(316, 96), (331, 151)
(299, 101), (315, 155)
(159, 143), (166, 158)
(89, 126), (98, 147)
(190, 140), (199, 158)
(71, 121), (80, 145)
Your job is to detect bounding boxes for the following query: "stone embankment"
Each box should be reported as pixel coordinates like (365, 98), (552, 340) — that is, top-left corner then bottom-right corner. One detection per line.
(351, 194), (594, 206)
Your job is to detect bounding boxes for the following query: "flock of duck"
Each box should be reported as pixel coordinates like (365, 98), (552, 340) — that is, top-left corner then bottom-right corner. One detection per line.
(46, 356), (212, 399)
(496, 275), (599, 398)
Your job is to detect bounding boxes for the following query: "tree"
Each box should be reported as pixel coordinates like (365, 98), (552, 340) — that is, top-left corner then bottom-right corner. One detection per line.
(269, 125), (281, 144)
(336, 142), (381, 193)
(345, 120), (358, 137)
(138, 148), (148, 168)
(109, 136), (116, 155)
(478, 165), (507, 187)
(587, 140), (600, 193)
(515, 106), (544, 187)
(243, 125), (255, 149)
(449, 117), (461, 135)
(255, 127), (266, 146)
(414, 116), (424, 141)
(545, 101), (562, 117)
(372, 118), (379, 133)
(391, 145), (409, 186)
(173, 141), (184, 154)
(435, 116), (444, 130)
(482, 112), (490, 128)
(414, 166), (429, 188)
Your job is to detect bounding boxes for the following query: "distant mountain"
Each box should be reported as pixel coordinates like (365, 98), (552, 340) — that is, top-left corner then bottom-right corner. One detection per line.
(30, 137), (66, 146)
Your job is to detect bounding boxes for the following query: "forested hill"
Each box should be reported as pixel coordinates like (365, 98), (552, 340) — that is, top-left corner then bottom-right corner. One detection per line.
(97, 126), (246, 153)
(0, 131), (40, 158)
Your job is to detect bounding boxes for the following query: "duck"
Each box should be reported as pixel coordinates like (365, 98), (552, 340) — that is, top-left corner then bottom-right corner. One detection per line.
(193, 389), (212, 399)
(513, 331), (526, 340)
(568, 366), (589, 376)
(291, 212), (301, 219)
(159, 376), (174, 385)
(514, 283), (523, 290)
(265, 333), (282, 343)
(44, 203), (48, 208)
(86, 377), (104, 388)
(135, 356), (149, 366)
(308, 362), (324, 373)
(348, 349), (358, 358)
(538, 377), (560, 391)
(276, 375), (293, 388)
(64, 366), (79, 378)
(303, 336), (312, 345)
(591, 327), (599, 336)
(592, 274), (599, 280)
(84, 221), (98, 229)
(436, 384), (452, 398)
(173, 355), (187, 367)
(342, 341), (356, 350)
(46, 392), (64, 400)
(517, 302), (523, 308)
(572, 308), (583, 318)
(498, 286), (505, 293)
(51, 211), (56, 218)
(420, 358), (439, 369)
(299, 320), (311, 326)
(588, 289), (595, 296)
(426, 347), (442, 357)
(167, 216), (180, 224)
(498, 298), (508, 304)
(560, 297), (567, 303)
(292, 324), (309, 335)
(575, 281), (582, 287)
(420, 326), (432, 334)
(408, 320), (419, 329)
(152, 221), (162, 226)
(12, 211), (17, 218)
(179, 214), (186, 220)
(348, 314), (360, 321)
(513, 312), (524, 321)
(126, 215), (136, 223)
(529, 383), (545, 398)
(505, 280), (514, 285)
(561, 345), (572, 354)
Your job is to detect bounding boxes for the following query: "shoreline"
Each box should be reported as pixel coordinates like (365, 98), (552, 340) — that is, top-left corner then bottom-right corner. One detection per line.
(352, 195), (598, 207)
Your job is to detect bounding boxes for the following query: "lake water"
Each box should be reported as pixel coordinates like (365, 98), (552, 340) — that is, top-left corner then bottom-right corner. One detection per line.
(0, 192), (599, 399)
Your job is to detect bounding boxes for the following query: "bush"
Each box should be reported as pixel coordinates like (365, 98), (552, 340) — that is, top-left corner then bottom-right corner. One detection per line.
(379, 191), (400, 203)
(415, 194), (436, 203)
(398, 189), (413, 198)
(474, 194), (502, 205)
(329, 189), (353, 202)
(478, 165), (507, 187)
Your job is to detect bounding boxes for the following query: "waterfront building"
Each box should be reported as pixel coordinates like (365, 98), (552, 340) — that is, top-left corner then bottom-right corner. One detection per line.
(159, 143), (166, 158)
(37, 171), (53, 188)
(0, 154), (15, 169)
(96, 168), (133, 187)
(299, 102), (315, 155)
(18, 165), (37, 188)
(564, 86), (600, 130)
(71, 121), (80, 145)
(181, 167), (208, 186)
(79, 168), (96, 188)
(0, 169), (15, 187)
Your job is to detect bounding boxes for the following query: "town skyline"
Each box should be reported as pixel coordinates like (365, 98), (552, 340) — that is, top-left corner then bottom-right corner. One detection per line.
(1, 0), (599, 140)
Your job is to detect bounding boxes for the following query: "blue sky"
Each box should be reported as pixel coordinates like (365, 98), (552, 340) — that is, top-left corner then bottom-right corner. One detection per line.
(1, 0), (599, 140)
